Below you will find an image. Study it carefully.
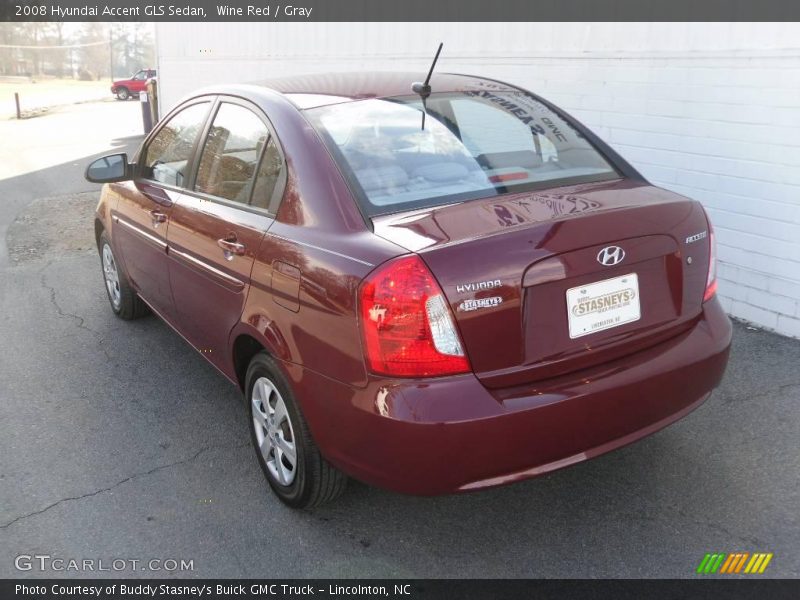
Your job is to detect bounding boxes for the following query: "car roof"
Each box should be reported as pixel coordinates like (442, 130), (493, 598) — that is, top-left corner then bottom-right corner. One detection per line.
(255, 71), (519, 109)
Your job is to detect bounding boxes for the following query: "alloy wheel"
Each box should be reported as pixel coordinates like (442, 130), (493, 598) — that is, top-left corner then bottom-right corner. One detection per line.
(102, 243), (122, 310)
(251, 377), (297, 486)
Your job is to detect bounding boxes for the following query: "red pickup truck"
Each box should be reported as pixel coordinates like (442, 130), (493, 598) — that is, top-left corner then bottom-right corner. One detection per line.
(111, 69), (156, 100)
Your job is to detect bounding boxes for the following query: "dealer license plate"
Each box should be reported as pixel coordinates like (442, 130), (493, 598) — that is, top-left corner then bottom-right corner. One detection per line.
(566, 273), (641, 339)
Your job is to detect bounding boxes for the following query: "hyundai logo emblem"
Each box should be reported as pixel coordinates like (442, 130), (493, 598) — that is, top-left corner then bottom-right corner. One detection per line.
(597, 246), (625, 266)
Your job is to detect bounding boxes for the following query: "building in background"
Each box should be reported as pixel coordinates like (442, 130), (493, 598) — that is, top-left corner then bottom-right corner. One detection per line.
(154, 22), (800, 339)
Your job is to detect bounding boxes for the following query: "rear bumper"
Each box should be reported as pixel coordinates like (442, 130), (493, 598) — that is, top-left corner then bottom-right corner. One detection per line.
(288, 299), (732, 495)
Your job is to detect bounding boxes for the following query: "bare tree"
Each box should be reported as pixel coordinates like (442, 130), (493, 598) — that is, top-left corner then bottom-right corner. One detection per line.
(0, 24), (22, 75)
(48, 22), (67, 77)
(0, 22), (152, 80)
(113, 23), (155, 77)
(0, 22), (74, 77)
(78, 22), (109, 80)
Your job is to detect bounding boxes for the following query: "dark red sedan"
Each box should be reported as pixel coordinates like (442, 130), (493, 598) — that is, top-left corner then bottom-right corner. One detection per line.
(86, 72), (731, 507)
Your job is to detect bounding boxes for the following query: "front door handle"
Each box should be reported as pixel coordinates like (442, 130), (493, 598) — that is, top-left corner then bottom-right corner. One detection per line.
(149, 210), (167, 226)
(217, 236), (246, 257)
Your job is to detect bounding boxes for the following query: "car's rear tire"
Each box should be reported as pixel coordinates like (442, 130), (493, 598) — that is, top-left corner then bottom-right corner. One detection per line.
(98, 231), (149, 320)
(246, 352), (347, 508)
(115, 87), (129, 100)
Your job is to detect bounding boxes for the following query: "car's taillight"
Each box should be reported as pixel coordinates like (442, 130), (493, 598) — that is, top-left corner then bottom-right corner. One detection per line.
(703, 218), (718, 302)
(359, 255), (470, 377)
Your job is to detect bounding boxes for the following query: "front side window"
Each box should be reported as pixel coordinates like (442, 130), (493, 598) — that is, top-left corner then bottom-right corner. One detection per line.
(306, 91), (618, 216)
(194, 103), (268, 204)
(132, 70), (148, 81)
(142, 101), (210, 187)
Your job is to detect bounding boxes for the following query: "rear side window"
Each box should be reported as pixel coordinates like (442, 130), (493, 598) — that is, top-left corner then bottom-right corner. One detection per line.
(250, 138), (283, 210)
(142, 101), (210, 187)
(194, 103), (268, 205)
(306, 91), (618, 216)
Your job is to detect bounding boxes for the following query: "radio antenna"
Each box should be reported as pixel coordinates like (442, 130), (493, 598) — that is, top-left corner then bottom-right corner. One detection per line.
(411, 42), (443, 130)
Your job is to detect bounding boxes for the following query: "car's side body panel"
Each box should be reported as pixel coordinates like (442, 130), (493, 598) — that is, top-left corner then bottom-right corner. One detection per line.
(240, 224), (373, 387)
(109, 181), (178, 320)
(167, 194), (272, 375)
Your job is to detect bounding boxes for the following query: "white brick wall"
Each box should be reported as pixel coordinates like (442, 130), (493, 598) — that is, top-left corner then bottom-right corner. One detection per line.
(156, 22), (800, 338)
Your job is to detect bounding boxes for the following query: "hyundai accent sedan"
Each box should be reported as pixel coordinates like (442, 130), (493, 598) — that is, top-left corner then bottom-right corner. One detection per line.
(86, 72), (731, 508)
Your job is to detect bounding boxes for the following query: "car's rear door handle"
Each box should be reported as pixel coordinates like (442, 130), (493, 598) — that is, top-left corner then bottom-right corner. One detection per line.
(217, 236), (246, 257)
(149, 210), (167, 226)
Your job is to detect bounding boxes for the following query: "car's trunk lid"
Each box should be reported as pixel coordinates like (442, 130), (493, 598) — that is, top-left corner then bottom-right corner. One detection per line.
(371, 179), (712, 388)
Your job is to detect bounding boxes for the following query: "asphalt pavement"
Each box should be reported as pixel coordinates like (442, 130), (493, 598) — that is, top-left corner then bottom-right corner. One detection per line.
(1, 101), (798, 578)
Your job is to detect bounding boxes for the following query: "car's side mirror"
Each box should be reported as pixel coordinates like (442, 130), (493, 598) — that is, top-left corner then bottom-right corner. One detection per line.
(85, 153), (132, 183)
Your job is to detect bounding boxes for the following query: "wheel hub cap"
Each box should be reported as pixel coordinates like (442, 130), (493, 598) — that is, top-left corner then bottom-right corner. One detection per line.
(251, 377), (297, 486)
(102, 244), (121, 309)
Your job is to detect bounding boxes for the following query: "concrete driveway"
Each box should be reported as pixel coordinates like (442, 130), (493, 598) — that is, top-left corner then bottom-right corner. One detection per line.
(1, 101), (798, 578)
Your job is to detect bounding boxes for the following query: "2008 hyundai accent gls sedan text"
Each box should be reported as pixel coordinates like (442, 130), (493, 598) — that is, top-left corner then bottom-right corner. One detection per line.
(85, 72), (732, 508)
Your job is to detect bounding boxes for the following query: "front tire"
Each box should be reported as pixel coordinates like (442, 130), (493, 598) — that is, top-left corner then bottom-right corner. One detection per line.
(246, 353), (347, 508)
(115, 87), (129, 100)
(98, 231), (149, 320)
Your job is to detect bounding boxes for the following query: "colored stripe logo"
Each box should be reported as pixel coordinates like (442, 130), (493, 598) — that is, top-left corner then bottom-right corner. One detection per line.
(696, 552), (773, 574)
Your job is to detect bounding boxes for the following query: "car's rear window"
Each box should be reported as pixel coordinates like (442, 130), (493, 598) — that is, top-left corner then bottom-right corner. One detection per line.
(305, 91), (619, 217)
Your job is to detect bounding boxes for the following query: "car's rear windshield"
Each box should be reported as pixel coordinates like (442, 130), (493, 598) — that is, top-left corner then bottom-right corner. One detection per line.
(305, 90), (619, 217)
